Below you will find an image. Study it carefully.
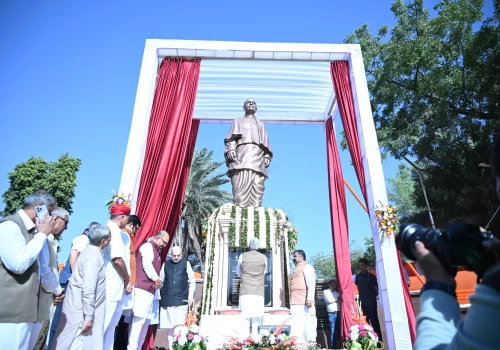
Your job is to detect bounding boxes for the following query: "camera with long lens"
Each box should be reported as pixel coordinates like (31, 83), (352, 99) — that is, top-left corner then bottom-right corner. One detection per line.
(396, 223), (498, 280)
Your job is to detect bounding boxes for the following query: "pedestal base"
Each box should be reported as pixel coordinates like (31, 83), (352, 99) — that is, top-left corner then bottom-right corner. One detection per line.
(202, 204), (296, 316)
(200, 311), (307, 349)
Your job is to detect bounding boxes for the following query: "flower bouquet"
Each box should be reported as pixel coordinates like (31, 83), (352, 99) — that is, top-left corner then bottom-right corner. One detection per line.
(344, 300), (384, 350)
(172, 301), (209, 350)
(223, 320), (316, 349)
(374, 203), (399, 242)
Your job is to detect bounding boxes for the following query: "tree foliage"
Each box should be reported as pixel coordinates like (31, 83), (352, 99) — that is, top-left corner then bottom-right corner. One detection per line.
(174, 148), (231, 270)
(350, 238), (377, 274)
(309, 240), (375, 278)
(387, 164), (423, 220)
(309, 251), (336, 279)
(345, 0), (500, 227)
(1, 154), (82, 216)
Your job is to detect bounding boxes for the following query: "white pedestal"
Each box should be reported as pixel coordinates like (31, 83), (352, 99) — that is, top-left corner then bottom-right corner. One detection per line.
(202, 204), (294, 316)
(200, 312), (306, 349)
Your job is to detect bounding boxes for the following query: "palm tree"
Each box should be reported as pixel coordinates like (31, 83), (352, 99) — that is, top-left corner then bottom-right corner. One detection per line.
(173, 148), (231, 272)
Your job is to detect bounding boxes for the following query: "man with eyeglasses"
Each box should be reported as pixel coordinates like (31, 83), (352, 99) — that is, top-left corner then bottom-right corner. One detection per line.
(159, 246), (196, 350)
(0, 190), (61, 350)
(127, 231), (169, 350)
(33, 207), (69, 347)
(47, 221), (99, 350)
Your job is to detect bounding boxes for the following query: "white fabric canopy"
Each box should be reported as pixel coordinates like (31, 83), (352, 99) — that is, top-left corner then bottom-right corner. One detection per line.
(195, 60), (334, 124)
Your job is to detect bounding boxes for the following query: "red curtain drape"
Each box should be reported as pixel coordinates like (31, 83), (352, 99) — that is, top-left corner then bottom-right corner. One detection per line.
(325, 116), (354, 343)
(132, 58), (201, 350)
(330, 61), (416, 344)
(330, 61), (368, 205)
(397, 254), (416, 344)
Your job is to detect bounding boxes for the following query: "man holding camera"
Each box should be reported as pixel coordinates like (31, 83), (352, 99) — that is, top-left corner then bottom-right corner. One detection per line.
(411, 139), (500, 349)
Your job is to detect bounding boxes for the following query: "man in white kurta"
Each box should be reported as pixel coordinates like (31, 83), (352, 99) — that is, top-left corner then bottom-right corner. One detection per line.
(51, 224), (110, 350)
(323, 279), (340, 348)
(0, 190), (63, 350)
(159, 246), (196, 349)
(48, 222), (96, 350)
(290, 249), (317, 343)
(236, 238), (267, 339)
(103, 204), (131, 350)
(127, 231), (169, 350)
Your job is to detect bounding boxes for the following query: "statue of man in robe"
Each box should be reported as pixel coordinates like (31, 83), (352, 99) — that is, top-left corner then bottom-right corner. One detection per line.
(224, 99), (273, 208)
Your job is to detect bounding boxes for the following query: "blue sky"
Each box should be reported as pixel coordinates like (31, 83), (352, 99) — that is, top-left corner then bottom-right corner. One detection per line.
(0, 0), (494, 263)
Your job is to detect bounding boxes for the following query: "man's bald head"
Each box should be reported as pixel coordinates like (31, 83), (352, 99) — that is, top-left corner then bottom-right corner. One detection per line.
(171, 245), (182, 263)
(154, 230), (170, 249)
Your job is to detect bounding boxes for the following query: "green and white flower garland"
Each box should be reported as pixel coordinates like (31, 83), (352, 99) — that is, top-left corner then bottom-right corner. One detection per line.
(201, 205), (298, 315)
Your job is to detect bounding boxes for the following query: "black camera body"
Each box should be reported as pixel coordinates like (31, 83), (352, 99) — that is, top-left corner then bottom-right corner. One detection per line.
(396, 223), (498, 280)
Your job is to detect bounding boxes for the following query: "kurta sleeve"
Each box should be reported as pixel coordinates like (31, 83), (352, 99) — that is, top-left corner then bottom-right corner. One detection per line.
(160, 262), (165, 281)
(415, 284), (500, 350)
(304, 264), (316, 301)
(40, 243), (63, 295)
(81, 255), (100, 321)
(139, 243), (159, 281)
(0, 221), (47, 274)
(187, 262), (196, 298)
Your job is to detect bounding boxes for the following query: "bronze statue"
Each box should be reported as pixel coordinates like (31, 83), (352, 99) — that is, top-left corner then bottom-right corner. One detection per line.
(224, 99), (273, 207)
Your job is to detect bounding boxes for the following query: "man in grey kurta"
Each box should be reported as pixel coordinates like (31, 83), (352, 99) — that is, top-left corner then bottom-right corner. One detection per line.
(52, 224), (111, 350)
(225, 99), (272, 207)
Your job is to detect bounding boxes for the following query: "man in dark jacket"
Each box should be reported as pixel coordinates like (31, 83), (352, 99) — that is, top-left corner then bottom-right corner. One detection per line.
(159, 246), (195, 350)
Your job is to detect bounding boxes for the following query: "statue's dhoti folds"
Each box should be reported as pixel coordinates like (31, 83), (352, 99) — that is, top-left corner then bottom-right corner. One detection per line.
(230, 169), (265, 207)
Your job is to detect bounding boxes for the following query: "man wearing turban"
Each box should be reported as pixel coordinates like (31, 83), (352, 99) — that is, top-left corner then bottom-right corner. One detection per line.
(103, 202), (132, 350)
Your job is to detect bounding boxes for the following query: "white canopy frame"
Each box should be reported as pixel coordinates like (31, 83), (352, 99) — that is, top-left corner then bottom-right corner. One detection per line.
(118, 39), (412, 350)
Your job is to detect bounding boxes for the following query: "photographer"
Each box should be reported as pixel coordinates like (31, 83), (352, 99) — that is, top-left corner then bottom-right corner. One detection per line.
(413, 140), (500, 349)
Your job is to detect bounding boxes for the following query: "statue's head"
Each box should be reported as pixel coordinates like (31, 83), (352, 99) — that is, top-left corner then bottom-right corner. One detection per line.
(243, 98), (257, 114)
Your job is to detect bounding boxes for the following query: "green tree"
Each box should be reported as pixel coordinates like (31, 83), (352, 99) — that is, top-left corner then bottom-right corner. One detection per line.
(1, 153), (82, 216)
(309, 251), (336, 279)
(345, 0), (500, 227)
(350, 240), (368, 274)
(174, 148), (231, 270)
(387, 164), (423, 220)
(362, 237), (377, 270)
(309, 241), (367, 278)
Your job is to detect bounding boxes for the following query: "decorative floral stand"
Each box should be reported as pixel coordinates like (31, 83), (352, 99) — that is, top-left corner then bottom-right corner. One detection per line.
(199, 203), (301, 347)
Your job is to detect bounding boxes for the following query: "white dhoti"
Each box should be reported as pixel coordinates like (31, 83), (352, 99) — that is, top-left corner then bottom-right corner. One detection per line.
(132, 289), (156, 319)
(160, 305), (188, 350)
(103, 299), (123, 350)
(239, 294), (264, 338)
(159, 305), (188, 329)
(290, 304), (317, 343)
(239, 295), (264, 319)
(122, 287), (135, 317)
(127, 288), (159, 350)
(0, 322), (39, 350)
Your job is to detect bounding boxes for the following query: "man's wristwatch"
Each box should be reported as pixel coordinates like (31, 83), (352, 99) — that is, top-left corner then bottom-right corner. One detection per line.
(421, 280), (457, 298)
